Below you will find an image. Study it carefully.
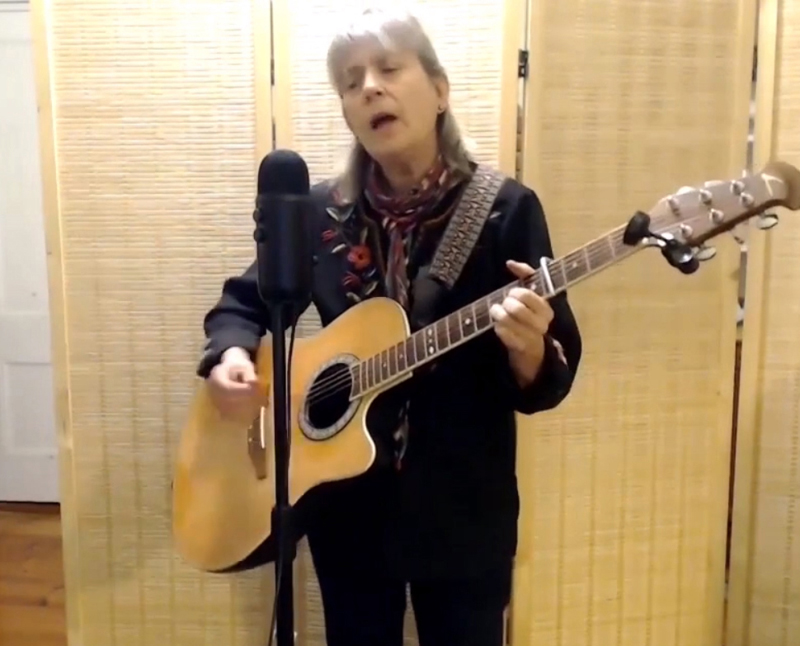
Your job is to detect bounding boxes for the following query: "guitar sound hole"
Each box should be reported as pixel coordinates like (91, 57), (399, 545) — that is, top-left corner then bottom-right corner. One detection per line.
(302, 361), (357, 441)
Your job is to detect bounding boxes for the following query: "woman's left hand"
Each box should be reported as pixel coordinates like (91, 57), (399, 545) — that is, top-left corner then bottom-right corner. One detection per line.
(489, 260), (553, 356)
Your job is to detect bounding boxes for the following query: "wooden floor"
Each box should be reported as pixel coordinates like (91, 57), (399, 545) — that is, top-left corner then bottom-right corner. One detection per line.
(0, 493), (738, 646)
(0, 503), (66, 646)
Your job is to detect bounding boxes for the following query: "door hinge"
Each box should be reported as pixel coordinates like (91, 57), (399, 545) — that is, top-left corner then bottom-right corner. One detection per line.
(517, 49), (529, 78)
(270, 58), (275, 86)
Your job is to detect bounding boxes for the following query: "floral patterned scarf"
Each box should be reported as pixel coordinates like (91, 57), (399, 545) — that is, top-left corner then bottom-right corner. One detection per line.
(363, 155), (462, 310)
(362, 155), (464, 470)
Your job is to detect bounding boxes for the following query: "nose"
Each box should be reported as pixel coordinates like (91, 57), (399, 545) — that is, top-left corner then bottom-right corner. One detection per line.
(362, 68), (383, 99)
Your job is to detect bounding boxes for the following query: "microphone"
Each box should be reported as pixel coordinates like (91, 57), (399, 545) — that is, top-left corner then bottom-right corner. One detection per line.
(253, 149), (314, 308)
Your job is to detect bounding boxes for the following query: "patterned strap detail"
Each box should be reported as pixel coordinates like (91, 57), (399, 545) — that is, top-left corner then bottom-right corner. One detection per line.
(428, 164), (506, 288)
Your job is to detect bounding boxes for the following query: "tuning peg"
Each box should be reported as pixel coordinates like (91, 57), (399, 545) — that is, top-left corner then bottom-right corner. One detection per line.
(756, 213), (779, 230)
(694, 245), (717, 262)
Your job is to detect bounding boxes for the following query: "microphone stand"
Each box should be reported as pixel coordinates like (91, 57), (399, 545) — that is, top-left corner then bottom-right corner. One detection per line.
(254, 189), (313, 646)
(271, 300), (295, 646)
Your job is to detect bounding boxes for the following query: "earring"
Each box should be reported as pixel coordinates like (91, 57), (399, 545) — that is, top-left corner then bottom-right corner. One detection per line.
(438, 105), (446, 114)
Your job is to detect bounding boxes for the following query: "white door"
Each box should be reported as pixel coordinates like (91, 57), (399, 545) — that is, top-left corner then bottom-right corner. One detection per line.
(0, 2), (59, 502)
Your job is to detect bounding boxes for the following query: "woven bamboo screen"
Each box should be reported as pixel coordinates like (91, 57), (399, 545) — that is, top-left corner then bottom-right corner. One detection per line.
(270, 1), (520, 643)
(32, 1), (309, 644)
(727, 1), (800, 645)
(512, 1), (755, 646)
(272, 0), (518, 181)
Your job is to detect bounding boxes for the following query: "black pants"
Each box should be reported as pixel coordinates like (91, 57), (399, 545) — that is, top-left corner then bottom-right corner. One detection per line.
(313, 563), (512, 646)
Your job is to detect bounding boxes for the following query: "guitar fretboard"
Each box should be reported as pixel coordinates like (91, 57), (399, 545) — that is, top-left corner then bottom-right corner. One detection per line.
(349, 224), (634, 398)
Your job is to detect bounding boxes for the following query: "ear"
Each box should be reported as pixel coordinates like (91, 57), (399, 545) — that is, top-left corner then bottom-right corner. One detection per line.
(433, 74), (450, 110)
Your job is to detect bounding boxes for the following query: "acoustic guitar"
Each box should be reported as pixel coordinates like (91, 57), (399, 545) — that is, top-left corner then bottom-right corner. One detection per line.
(172, 161), (800, 573)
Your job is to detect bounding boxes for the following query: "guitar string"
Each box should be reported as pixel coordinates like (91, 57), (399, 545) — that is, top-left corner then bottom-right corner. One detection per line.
(299, 225), (636, 407)
(300, 202), (720, 407)
(299, 225), (646, 406)
(290, 173), (775, 408)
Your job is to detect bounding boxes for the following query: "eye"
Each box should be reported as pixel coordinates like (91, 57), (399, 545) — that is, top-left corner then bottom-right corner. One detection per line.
(340, 75), (360, 92)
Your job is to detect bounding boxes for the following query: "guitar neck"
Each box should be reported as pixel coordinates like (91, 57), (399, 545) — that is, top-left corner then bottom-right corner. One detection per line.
(349, 223), (638, 398)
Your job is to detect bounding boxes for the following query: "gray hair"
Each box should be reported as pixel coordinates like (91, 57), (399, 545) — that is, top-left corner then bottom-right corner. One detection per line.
(326, 8), (474, 202)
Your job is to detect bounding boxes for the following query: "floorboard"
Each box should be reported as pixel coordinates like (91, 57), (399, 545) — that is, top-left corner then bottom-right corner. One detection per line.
(0, 502), (66, 646)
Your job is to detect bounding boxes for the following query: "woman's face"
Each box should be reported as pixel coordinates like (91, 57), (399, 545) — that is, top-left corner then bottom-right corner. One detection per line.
(337, 43), (448, 166)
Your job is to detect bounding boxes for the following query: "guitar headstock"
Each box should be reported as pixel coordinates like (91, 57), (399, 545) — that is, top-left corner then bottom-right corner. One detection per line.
(623, 161), (800, 273)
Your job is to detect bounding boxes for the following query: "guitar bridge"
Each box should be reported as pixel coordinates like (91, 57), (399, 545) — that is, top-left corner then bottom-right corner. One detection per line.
(247, 407), (268, 480)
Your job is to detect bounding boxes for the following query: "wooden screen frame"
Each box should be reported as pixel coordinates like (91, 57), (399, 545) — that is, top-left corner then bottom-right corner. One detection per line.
(269, 1), (524, 642)
(513, 1), (757, 645)
(726, 1), (786, 644)
(29, 0), (78, 640)
(29, 0), (276, 642)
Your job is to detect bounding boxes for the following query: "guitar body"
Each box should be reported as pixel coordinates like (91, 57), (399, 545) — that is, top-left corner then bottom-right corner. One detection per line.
(172, 296), (411, 572)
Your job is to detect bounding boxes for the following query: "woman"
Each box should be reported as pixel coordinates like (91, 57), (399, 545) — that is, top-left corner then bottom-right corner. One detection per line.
(198, 8), (582, 646)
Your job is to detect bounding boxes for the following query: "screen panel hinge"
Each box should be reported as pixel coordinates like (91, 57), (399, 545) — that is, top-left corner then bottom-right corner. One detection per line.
(518, 49), (529, 78)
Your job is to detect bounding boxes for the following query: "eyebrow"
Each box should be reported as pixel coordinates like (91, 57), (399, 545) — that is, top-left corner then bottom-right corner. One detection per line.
(345, 53), (401, 76)
(351, 47), (406, 68)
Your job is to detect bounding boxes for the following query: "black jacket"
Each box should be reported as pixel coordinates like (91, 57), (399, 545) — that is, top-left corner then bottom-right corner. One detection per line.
(197, 169), (582, 580)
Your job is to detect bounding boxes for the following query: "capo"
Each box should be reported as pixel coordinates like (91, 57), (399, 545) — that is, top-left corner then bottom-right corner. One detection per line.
(539, 256), (555, 296)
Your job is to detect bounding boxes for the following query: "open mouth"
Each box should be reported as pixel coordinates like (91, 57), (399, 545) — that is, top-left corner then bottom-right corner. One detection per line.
(370, 113), (398, 130)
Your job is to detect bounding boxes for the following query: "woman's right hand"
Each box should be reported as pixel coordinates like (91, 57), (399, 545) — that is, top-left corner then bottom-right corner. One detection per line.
(207, 347), (260, 416)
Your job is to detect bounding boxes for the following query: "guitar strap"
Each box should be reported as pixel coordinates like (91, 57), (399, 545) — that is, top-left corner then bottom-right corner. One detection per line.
(427, 163), (507, 288)
(392, 165), (507, 471)
(408, 164), (507, 331)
